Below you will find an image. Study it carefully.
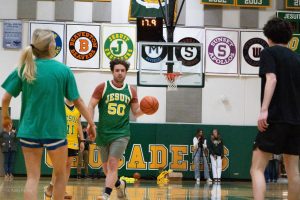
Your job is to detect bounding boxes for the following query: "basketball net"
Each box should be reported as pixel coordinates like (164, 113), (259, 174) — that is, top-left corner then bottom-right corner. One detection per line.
(164, 72), (182, 91)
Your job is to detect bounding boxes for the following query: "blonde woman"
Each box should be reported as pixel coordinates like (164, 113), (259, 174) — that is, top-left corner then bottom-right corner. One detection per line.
(208, 129), (224, 182)
(1, 29), (96, 200)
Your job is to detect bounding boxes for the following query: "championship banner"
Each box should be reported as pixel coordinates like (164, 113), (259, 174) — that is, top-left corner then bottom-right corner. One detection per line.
(286, 0), (300, 9)
(129, 0), (176, 21)
(236, 0), (271, 8)
(173, 27), (205, 73)
(101, 24), (136, 70)
(3, 20), (22, 49)
(66, 24), (100, 70)
(240, 31), (268, 75)
(201, 0), (235, 6)
(276, 11), (300, 34)
(29, 21), (65, 63)
(205, 29), (239, 75)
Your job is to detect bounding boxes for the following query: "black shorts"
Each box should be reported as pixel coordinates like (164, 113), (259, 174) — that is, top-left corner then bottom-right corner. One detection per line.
(253, 123), (300, 155)
(68, 148), (78, 157)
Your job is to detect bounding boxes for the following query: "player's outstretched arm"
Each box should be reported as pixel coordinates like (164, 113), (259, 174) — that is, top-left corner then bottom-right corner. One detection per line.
(73, 97), (96, 141)
(78, 118), (85, 152)
(131, 102), (144, 118)
(130, 86), (144, 118)
(88, 97), (99, 121)
(1, 92), (13, 129)
(258, 73), (277, 132)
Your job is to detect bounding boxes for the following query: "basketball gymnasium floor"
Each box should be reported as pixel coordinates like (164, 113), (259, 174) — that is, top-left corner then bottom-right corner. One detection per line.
(0, 177), (289, 200)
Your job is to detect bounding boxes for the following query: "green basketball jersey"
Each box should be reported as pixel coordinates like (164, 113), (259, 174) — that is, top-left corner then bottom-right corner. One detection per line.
(96, 80), (132, 146)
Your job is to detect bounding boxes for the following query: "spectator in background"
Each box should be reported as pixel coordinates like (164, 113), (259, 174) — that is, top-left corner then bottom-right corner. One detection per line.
(264, 158), (272, 183)
(0, 124), (18, 181)
(270, 154), (281, 183)
(208, 129), (224, 182)
(77, 125), (91, 179)
(193, 129), (212, 184)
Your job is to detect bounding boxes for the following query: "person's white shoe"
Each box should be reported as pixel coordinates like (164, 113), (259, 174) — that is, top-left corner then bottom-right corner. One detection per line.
(196, 178), (200, 184)
(206, 178), (212, 183)
(116, 180), (128, 199)
(96, 193), (110, 200)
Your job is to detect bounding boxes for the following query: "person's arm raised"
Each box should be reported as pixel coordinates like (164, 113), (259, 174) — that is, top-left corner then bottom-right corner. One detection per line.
(73, 97), (96, 141)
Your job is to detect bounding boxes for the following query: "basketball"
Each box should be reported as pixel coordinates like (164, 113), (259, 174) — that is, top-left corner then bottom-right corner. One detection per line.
(133, 172), (141, 180)
(140, 96), (159, 115)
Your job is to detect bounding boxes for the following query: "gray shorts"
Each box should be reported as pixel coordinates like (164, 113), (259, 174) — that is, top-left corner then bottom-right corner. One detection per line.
(99, 137), (130, 163)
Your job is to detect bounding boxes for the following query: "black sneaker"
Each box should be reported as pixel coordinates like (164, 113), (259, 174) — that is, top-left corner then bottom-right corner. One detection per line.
(77, 175), (81, 179)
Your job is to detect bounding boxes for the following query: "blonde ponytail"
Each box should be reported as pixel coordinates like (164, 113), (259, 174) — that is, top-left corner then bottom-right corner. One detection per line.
(18, 45), (36, 83)
(18, 29), (55, 83)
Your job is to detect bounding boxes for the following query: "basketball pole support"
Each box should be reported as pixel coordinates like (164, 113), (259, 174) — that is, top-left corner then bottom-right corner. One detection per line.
(158, 0), (186, 73)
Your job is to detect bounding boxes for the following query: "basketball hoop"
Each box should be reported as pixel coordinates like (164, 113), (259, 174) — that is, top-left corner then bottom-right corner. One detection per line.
(163, 72), (182, 91)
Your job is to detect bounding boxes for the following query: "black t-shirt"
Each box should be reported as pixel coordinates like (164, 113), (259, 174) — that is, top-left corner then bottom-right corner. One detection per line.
(259, 45), (300, 124)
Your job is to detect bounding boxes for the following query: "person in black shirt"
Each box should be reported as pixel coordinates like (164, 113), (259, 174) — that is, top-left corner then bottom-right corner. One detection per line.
(208, 129), (224, 182)
(251, 17), (300, 200)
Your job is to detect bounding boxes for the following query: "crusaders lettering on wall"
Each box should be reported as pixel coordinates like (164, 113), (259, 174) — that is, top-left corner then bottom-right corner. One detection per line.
(69, 31), (98, 60)
(45, 144), (230, 172)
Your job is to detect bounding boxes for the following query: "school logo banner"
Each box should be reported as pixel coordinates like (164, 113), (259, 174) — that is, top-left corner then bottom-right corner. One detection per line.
(101, 24), (136, 70)
(30, 21), (65, 63)
(205, 29), (239, 75)
(288, 34), (300, 54)
(66, 24), (100, 70)
(240, 31), (268, 75)
(173, 27), (205, 73)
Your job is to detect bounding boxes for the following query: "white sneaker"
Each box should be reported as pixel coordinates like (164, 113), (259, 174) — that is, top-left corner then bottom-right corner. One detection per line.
(206, 178), (212, 183)
(196, 178), (200, 184)
(96, 193), (110, 200)
(116, 180), (128, 199)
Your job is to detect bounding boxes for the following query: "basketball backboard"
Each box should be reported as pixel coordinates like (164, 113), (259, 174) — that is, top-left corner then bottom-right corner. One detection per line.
(137, 42), (204, 89)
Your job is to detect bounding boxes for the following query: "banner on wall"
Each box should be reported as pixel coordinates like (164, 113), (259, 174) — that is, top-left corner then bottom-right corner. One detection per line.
(240, 31), (268, 75)
(288, 34), (300, 54)
(236, 0), (271, 8)
(101, 24), (136, 71)
(66, 24), (100, 70)
(129, 0), (176, 21)
(205, 29), (239, 75)
(276, 11), (300, 34)
(286, 0), (300, 9)
(201, 0), (235, 6)
(173, 27), (205, 73)
(3, 20), (22, 49)
(30, 22), (65, 63)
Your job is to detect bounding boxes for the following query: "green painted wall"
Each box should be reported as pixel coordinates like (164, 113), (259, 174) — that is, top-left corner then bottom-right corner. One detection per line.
(11, 122), (257, 180)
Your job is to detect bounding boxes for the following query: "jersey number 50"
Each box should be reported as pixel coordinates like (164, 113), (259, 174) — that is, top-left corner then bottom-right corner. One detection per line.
(108, 103), (126, 116)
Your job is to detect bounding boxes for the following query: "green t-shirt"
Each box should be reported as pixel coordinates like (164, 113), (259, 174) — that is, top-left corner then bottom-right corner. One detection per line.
(96, 81), (132, 146)
(1, 59), (79, 140)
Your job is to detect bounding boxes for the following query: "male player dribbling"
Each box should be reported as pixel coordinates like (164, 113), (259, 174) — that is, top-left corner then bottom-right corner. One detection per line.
(88, 59), (144, 200)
